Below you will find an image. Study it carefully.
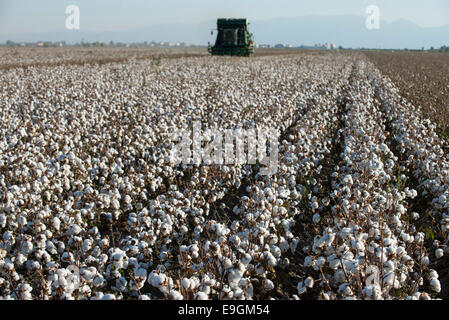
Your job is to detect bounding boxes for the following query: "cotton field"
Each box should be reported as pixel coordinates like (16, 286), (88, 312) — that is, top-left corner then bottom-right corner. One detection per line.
(0, 48), (448, 300)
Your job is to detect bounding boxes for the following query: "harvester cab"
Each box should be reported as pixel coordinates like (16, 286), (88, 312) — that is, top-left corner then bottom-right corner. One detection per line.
(208, 18), (254, 57)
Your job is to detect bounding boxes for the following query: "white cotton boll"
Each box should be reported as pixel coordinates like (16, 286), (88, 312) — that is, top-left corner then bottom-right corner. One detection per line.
(316, 256), (326, 268)
(304, 256), (314, 267)
(92, 292), (104, 300)
(19, 127), (27, 137)
(52, 217), (61, 231)
(297, 282), (306, 295)
(312, 213), (320, 224)
(223, 258), (233, 270)
(383, 272), (395, 286)
(290, 238), (299, 252)
(435, 248), (444, 259)
(268, 234), (278, 245)
(115, 277), (127, 292)
(82, 239), (92, 252)
(134, 267), (147, 279)
(228, 269), (242, 288)
(234, 287), (244, 298)
(264, 279), (274, 291)
(393, 279), (401, 289)
(418, 277), (424, 286)
(111, 250), (126, 269)
(67, 224), (82, 236)
(401, 231), (411, 243)
(414, 233), (425, 244)
(21, 241), (33, 255)
(396, 246), (406, 256)
(334, 270), (346, 283)
(338, 284), (351, 296)
(428, 269), (439, 280)
(304, 277), (314, 288)
(398, 272), (407, 284)
(201, 285), (211, 295)
(209, 278), (217, 288)
(18, 216), (27, 226)
(26, 260), (41, 271)
(81, 268), (95, 282)
(112, 199), (120, 210)
(148, 272), (166, 288)
(396, 204), (406, 215)
(58, 276), (68, 289)
(195, 292), (208, 300)
(181, 278), (191, 290)
(401, 254), (413, 266)
(409, 189), (418, 199)
(244, 284), (254, 298)
(279, 239), (290, 253)
(19, 283), (33, 300)
(363, 286), (374, 299)
(14, 253), (28, 267)
(190, 276), (200, 289)
(369, 227), (380, 238)
(179, 225), (188, 234)
(264, 251), (277, 267)
(151, 274), (166, 288)
(343, 175), (353, 186)
(351, 239), (365, 252)
(430, 278), (441, 293)
(405, 293), (419, 301)
(328, 257), (341, 270)
(410, 212), (420, 221)
(93, 275), (105, 287)
(124, 195), (132, 204)
(170, 290), (184, 300)
(241, 253), (252, 265)
(384, 260), (395, 272)
(342, 285), (353, 297)
(340, 227), (352, 240)
(392, 215), (402, 227)
(0, 214), (6, 228)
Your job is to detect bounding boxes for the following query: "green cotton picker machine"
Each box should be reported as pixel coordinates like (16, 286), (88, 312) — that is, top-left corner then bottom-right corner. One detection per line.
(208, 18), (254, 57)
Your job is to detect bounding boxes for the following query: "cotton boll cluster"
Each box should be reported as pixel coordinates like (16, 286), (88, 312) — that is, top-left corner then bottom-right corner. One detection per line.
(369, 64), (449, 293)
(0, 49), (447, 300)
(295, 60), (442, 300)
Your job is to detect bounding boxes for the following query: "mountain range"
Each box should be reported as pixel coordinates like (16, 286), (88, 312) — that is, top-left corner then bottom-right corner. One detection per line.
(2, 15), (448, 49)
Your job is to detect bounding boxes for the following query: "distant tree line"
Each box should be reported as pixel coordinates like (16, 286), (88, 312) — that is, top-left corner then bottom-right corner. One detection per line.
(428, 45), (449, 52)
(2, 40), (204, 48)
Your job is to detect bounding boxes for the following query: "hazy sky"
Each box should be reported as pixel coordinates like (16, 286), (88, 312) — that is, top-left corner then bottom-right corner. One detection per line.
(1, 0), (449, 34)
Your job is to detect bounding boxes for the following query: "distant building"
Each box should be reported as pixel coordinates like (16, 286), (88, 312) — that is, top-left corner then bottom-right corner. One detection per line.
(313, 43), (336, 50)
(273, 43), (293, 49)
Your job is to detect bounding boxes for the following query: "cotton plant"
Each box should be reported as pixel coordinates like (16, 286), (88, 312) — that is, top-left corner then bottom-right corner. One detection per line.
(0, 50), (447, 300)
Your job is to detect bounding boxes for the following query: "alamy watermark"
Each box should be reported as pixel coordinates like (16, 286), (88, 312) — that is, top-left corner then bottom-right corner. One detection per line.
(365, 5), (380, 30)
(65, 5), (80, 30)
(169, 122), (279, 176)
